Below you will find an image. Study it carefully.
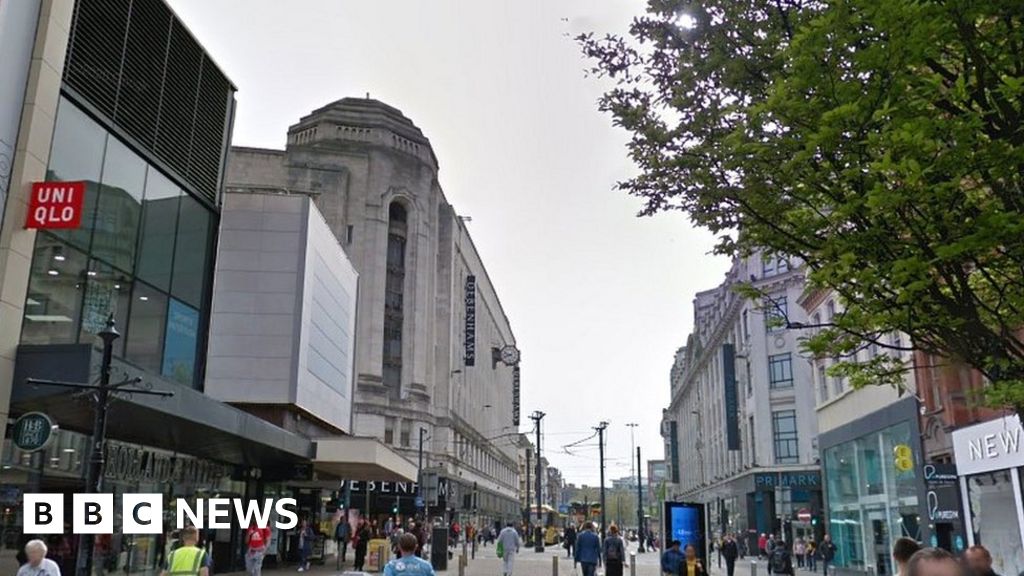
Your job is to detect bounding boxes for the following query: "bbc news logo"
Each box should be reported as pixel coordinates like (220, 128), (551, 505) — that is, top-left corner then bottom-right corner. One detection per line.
(24, 495), (298, 534)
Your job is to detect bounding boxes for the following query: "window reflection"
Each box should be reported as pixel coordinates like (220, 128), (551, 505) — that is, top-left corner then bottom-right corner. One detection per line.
(79, 259), (132, 354)
(136, 170), (180, 291)
(171, 195), (211, 307)
(22, 236), (88, 344)
(92, 138), (146, 272)
(125, 282), (168, 374)
(47, 98), (106, 252)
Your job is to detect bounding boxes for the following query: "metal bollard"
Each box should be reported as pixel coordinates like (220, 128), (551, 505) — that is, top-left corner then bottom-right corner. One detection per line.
(458, 555), (465, 576)
(553, 554), (559, 576)
(751, 559), (758, 576)
(630, 552), (637, 576)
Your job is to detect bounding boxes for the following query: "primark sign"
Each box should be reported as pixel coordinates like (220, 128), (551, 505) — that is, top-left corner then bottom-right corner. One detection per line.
(341, 478), (459, 501)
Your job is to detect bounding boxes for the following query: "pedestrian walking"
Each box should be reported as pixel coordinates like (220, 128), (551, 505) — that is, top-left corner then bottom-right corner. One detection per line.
(244, 522), (271, 576)
(296, 519), (315, 572)
(819, 534), (837, 576)
(335, 518), (351, 564)
(662, 540), (685, 576)
(603, 525), (627, 576)
(892, 537), (921, 576)
(904, 548), (962, 576)
(963, 545), (1001, 576)
(353, 518), (371, 572)
(497, 522), (523, 576)
(575, 522), (602, 576)
(759, 534), (769, 559)
(17, 540), (63, 576)
(564, 524), (578, 559)
(767, 535), (777, 575)
(722, 534), (739, 576)
(160, 527), (208, 576)
(682, 544), (706, 576)
(384, 533), (435, 576)
(807, 539), (818, 572)
(794, 538), (806, 569)
(770, 539), (795, 576)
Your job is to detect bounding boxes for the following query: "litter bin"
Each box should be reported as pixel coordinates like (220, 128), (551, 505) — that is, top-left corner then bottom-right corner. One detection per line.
(430, 527), (449, 571)
(366, 539), (390, 573)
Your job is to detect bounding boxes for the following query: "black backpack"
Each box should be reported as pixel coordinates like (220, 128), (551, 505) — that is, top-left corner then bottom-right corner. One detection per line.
(771, 549), (791, 574)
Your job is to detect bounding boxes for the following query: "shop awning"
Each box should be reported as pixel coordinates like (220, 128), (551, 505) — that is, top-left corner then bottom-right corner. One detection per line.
(12, 344), (314, 468)
(312, 436), (418, 482)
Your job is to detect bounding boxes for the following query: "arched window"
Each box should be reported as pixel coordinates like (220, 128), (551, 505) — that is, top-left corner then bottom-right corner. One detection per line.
(383, 202), (408, 396)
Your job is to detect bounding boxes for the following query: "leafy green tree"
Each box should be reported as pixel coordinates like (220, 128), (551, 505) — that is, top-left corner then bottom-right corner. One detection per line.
(579, 0), (1024, 409)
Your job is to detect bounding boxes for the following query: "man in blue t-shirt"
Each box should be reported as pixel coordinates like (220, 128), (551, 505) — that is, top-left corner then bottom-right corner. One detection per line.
(384, 533), (435, 576)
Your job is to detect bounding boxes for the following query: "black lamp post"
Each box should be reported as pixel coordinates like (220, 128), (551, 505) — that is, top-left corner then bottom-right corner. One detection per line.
(26, 314), (172, 576)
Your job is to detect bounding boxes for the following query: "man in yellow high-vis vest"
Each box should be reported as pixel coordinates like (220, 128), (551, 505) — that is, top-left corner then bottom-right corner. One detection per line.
(161, 527), (209, 576)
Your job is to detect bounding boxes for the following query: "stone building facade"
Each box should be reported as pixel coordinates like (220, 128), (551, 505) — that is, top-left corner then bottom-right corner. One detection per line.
(224, 97), (520, 525)
(662, 252), (821, 552)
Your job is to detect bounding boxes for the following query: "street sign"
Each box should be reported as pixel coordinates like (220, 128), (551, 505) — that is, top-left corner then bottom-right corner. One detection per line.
(26, 181), (85, 229)
(797, 508), (812, 522)
(12, 412), (56, 452)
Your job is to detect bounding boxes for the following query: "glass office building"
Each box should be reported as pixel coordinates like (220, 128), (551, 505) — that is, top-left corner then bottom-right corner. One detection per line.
(22, 97), (216, 388)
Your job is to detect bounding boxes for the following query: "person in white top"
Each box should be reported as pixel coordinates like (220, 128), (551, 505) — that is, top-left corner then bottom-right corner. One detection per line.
(496, 522), (523, 576)
(17, 540), (62, 576)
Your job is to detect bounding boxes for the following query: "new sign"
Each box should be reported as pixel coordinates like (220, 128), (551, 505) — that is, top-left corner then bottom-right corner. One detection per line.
(26, 181), (85, 229)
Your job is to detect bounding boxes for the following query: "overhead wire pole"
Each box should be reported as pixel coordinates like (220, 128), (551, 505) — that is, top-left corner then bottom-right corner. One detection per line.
(530, 411), (546, 552)
(595, 421), (609, 540)
(637, 446), (645, 553)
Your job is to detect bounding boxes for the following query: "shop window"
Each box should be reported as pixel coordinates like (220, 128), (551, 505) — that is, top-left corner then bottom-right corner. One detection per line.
(124, 282), (168, 373)
(136, 170), (180, 291)
(46, 97), (106, 252)
(768, 353), (794, 389)
(92, 138), (145, 273)
(772, 410), (799, 464)
(162, 298), (199, 386)
(170, 195), (213, 308)
(22, 235), (88, 345)
(79, 258), (132, 354)
(970, 470), (1024, 576)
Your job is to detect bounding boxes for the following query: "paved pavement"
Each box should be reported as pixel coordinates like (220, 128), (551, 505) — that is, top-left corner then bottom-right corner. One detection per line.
(252, 546), (832, 576)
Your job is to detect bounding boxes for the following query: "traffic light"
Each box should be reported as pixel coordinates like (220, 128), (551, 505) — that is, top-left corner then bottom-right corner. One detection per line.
(811, 517), (818, 526)
(392, 498), (399, 515)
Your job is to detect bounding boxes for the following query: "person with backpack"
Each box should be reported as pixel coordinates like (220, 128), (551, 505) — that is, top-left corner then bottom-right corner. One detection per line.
(770, 539), (795, 576)
(603, 525), (627, 576)
(334, 518), (351, 565)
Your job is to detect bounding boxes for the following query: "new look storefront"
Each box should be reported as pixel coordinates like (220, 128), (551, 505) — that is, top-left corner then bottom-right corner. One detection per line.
(952, 415), (1024, 576)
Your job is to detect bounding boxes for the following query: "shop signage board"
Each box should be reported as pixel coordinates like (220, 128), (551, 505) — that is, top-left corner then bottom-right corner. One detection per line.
(923, 463), (959, 485)
(26, 181), (85, 229)
(754, 471), (821, 489)
(512, 366), (521, 426)
(464, 275), (476, 366)
(722, 343), (740, 450)
(12, 412), (56, 452)
(952, 414), (1024, 476)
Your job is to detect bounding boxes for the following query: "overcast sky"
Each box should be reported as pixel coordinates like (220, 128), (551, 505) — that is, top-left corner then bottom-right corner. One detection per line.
(169, 0), (731, 486)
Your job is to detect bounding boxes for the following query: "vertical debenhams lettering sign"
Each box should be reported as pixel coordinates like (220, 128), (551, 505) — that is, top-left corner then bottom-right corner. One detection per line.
(722, 343), (740, 451)
(464, 275), (476, 366)
(512, 366), (521, 426)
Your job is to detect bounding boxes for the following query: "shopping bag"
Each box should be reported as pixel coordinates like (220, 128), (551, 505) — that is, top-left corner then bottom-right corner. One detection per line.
(496, 540), (504, 559)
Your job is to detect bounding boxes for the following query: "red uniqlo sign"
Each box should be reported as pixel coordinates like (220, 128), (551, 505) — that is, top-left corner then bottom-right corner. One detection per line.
(26, 181), (86, 229)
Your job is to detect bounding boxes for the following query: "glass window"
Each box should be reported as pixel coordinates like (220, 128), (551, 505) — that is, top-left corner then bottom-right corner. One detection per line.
(400, 420), (411, 448)
(766, 295), (788, 333)
(22, 235), (88, 345)
(170, 195), (213, 307)
(970, 470), (1024, 576)
(136, 170), (180, 291)
(46, 98), (107, 252)
(162, 298), (199, 386)
(772, 410), (799, 464)
(769, 353), (794, 389)
(92, 138), (146, 272)
(384, 417), (396, 445)
(124, 282), (168, 373)
(79, 259), (132, 354)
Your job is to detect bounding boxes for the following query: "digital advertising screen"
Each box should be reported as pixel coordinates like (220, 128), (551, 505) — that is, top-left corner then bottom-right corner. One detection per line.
(664, 501), (707, 563)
